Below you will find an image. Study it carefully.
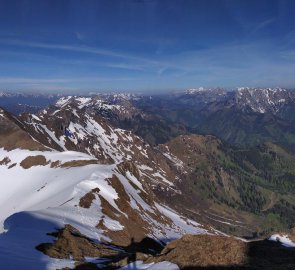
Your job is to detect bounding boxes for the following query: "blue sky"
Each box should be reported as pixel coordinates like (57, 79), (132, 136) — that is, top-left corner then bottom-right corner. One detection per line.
(1, 0), (295, 92)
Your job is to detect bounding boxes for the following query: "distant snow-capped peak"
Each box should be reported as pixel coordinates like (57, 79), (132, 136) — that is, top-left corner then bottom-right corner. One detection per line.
(186, 87), (206, 94)
(235, 87), (295, 114)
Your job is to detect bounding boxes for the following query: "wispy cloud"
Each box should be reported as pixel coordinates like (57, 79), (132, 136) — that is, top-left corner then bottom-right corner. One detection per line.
(252, 18), (275, 34)
(0, 76), (139, 84)
(0, 38), (192, 74)
(279, 49), (295, 61)
(0, 38), (183, 73)
(1, 37), (294, 90)
(0, 49), (149, 72)
(0, 38), (159, 65)
(103, 63), (145, 71)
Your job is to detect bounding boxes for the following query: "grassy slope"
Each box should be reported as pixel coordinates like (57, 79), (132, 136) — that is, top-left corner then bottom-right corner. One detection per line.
(164, 135), (295, 237)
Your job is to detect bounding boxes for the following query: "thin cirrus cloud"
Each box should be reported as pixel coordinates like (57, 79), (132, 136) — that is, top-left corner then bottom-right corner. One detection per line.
(251, 18), (276, 34)
(1, 1), (295, 91)
(2, 37), (164, 64)
(0, 48), (147, 73)
(0, 38), (160, 65)
(1, 36), (295, 90)
(0, 76), (140, 84)
(0, 38), (192, 72)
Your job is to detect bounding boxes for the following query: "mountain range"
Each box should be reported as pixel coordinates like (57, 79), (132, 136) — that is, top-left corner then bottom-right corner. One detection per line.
(1, 88), (295, 269)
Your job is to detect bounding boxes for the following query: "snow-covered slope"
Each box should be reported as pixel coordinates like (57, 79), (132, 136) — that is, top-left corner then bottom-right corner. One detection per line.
(0, 146), (207, 269)
(22, 97), (182, 195)
(23, 96), (146, 161)
(0, 148), (100, 232)
(0, 106), (210, 269)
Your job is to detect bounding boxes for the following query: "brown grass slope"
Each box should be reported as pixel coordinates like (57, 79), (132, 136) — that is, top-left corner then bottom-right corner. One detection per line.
(147, 234), (295, 270)
(158, 134), (295, 238)
(0, 108), (45, 151)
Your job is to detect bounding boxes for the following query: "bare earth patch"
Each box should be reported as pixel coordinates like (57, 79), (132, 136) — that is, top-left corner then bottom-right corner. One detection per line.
(79, 188), (100, 208)
(0, 156), (11, 165)
(117, 161), (140, 179)
(20, 155), (49, 169)
(60, 159), (99, 168)
(0, 110), (46, 151)
(50, 160), (61, 168)
(96, 174), (173, 248)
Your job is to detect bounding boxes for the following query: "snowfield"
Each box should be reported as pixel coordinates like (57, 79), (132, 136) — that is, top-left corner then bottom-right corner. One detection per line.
(0, 148), (101, 232)
(0, 147), (207, 269)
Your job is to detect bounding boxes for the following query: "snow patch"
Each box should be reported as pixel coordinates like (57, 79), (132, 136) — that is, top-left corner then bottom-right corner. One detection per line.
(269, 234), (295, 248)
(119, 261), (179, 270)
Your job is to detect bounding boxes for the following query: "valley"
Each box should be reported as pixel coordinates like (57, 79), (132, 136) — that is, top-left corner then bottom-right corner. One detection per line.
(1, 89), (295, 269)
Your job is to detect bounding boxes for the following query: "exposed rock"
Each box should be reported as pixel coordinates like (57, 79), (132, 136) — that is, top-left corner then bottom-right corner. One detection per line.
(50, 160), (61, 168)
(20, 155), (49, 169)
(117, 161), (140, 179)
(8, 163), (16, 169)
(96, 174), (172, 247)
(60, 159), (99, 168)
(147, 234), (295, 269)
(96, 175), (151, 246)
(0, 156), (11, 165)
(79, 188), (100, 208)
(151, 234), (247, 267)
(36, 224), (117, 261)
(37, 224), (163, 270)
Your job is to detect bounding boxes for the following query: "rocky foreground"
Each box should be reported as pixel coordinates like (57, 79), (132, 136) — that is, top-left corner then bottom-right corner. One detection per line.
(35, 224), (295, 270)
